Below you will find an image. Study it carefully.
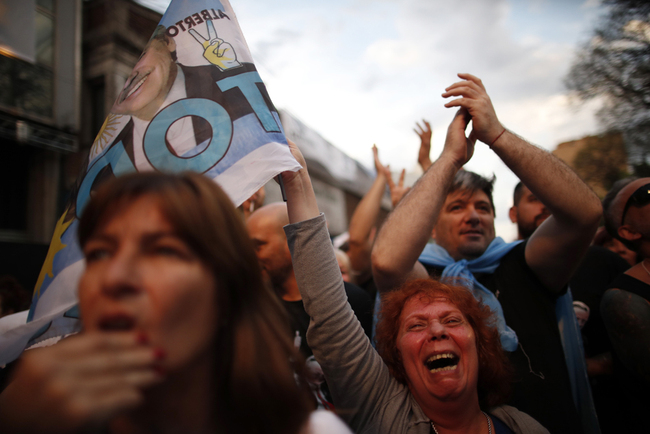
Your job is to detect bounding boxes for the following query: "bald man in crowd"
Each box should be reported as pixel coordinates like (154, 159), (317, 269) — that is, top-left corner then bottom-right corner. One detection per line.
(600, 178), (650, 433)
(246, 202), (373, 408)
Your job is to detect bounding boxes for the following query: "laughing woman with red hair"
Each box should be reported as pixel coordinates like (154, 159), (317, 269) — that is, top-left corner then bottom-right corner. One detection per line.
(375, 278), (514, 412)
(282, 144), (548, 434)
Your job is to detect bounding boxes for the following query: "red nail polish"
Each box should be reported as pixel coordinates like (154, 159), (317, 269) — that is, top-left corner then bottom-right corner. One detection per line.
(153, 348), (167, 360)
(136, 332), (149, 344)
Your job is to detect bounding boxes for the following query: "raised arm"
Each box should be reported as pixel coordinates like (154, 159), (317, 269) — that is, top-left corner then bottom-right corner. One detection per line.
(372, 109), (476, 293)
(282, 140), (407, 430)
(443, 73), (602, 293)
(385, 168), (410, 208)
(415, 119), (433, 172)
(347, 145), (388, 282)
(281, 140), (320, 224)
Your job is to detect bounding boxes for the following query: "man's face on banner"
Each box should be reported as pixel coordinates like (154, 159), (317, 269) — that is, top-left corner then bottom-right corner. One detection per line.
(112, 36), (178, 121)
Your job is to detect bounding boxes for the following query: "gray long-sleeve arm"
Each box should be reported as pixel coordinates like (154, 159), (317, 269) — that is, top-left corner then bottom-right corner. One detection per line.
(285, 214), (426, 433)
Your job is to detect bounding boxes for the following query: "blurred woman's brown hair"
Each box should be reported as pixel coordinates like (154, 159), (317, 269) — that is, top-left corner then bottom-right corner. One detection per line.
(79, 171), (313, 434)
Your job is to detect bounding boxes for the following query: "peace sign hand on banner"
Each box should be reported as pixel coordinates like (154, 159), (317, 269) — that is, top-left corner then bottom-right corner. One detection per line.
(189, 20), (241, 70)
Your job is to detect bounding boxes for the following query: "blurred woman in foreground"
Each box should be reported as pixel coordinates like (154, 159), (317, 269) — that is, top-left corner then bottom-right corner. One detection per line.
(0, 171), (350, 434)
(282, 144), (548, 433)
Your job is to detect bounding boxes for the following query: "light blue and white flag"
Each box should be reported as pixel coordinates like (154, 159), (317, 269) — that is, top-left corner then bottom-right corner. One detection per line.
(0, 0), (300, 365)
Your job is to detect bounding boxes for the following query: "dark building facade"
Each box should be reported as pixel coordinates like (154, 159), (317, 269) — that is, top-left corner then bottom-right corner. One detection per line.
(0, 0), (82, 245)
(0, 0), (384, 292)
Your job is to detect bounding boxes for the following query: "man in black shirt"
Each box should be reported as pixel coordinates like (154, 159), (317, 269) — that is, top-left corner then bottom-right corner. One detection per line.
(510, 181), (630, 433)
(509, 181), (628, 361)
(599, 178), (650, 432)
(372, 74), (602, 434)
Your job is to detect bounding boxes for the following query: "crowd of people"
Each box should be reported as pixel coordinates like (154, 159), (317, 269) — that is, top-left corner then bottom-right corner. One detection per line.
(0, 73), (648, 434)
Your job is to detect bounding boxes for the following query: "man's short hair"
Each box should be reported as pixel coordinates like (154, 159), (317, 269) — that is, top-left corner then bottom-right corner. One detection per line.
(449, 170), (496, 216)
(602, 177), (638, 250)
(512, 181), (524, 206)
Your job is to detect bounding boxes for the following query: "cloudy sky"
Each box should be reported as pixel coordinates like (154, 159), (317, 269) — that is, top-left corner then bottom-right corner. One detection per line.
(140, 0), (606, 240)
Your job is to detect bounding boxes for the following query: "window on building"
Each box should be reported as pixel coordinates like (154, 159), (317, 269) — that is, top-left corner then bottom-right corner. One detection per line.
(0, 0), (55, 119)
(0, 145), (31, 233)
(35, 1), (54, 68)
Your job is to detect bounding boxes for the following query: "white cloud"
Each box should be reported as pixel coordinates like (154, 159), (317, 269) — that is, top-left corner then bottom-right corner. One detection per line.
(581, 0), (601, 9)
(138, 0), (603, 209)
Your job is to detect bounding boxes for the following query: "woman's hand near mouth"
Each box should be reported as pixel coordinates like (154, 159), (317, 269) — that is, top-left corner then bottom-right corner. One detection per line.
(0, 331), (165, 434)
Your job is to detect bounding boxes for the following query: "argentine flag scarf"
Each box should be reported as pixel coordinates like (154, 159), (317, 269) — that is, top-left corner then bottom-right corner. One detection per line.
(418, 237), (522, 352)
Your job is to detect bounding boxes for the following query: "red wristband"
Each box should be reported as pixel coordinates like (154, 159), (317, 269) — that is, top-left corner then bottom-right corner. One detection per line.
(489, 128), (506, 147)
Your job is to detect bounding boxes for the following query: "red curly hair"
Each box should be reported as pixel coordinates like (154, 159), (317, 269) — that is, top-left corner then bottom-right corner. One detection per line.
(375, 278), (513, 409)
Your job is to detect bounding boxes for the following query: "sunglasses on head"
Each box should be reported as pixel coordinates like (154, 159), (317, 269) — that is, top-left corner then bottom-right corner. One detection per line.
(621, 183), (650, 226)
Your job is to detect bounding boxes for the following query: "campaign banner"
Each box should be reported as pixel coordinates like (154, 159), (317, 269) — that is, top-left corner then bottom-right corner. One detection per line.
(0, 0), (300, 365)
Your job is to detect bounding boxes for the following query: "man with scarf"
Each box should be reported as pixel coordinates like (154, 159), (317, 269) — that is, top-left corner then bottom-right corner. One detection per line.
(371, 74), (602, 434)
